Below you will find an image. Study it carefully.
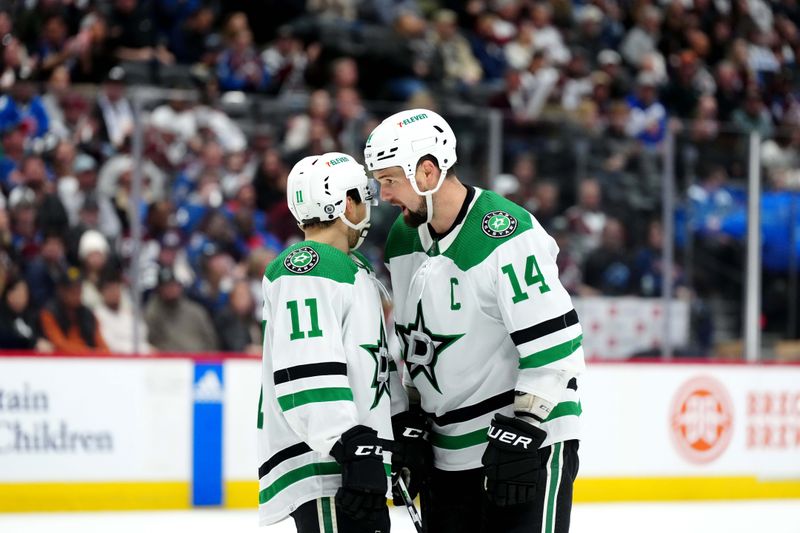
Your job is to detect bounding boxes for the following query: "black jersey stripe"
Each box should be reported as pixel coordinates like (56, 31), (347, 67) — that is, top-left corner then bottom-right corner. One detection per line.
(273, 362), (347, 385)
(430, 390), (514, 427)
(258, 442), (313, 480)
(510, 310), (579, 347)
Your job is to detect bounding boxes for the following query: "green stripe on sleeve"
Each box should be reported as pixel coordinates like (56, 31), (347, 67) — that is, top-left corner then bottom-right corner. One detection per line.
(431, 427), (489, 450)
(259, 462), (341, 504)
(545, 401), (582, 421)
(277, 387), (354, 411)
(519, 335), (582, 369)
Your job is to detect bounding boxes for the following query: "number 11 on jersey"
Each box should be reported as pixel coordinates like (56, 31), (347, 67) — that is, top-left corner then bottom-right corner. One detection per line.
(286, 299), (324, 340)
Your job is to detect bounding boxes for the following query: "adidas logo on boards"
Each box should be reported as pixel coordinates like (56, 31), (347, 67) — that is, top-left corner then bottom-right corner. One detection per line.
(194, 369), (223, 403)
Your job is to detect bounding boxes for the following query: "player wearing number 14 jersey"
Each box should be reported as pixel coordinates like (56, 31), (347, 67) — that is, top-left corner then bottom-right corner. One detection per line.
(257, 153), (405, 532)
(365, 110), (585, 533)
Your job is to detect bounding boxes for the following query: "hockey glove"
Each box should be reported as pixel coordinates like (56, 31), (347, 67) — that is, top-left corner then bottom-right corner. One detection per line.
(330, 425), (388, 521)
(390, 406), (432, 504)
(481, 414), (547, 507)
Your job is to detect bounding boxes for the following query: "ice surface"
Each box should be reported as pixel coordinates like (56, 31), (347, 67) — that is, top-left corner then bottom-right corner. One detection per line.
(0, 501), (798, 533)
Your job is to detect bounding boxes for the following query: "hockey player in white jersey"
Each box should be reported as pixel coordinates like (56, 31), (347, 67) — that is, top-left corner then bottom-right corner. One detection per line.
(365, 110), (585, 533)
(257, 152), (405, 532)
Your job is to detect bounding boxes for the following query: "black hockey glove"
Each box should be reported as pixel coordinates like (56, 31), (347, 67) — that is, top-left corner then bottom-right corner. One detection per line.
(330, 425), (388, 520)
(390, 406), (432, 504)
(481, 414), (547, 507)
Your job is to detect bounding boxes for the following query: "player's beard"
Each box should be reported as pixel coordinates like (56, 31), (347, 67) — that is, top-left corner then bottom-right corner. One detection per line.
(403, 197), (428, 228)
(347, 227), (360, 249)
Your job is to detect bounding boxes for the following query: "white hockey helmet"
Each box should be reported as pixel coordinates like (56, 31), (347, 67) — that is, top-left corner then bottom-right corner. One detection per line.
(364, 108), (457, 198)
(287, 152), (377, 249)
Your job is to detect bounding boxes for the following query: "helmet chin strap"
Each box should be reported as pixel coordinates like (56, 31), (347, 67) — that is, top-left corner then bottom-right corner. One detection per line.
(340, 203), (371, 251)
(409, 168), (449, 225)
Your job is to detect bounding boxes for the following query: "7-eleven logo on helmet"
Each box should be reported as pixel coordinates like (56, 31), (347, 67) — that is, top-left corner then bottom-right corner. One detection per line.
(326, 156), (349, 167)
(397, 113), (428, 128)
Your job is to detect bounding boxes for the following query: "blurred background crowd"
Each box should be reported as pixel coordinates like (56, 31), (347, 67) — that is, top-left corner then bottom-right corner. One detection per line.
(1, 0), (799, 358)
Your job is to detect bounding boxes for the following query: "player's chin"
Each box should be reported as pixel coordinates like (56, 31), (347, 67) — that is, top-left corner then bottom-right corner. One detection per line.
(403, 209), (427, 228)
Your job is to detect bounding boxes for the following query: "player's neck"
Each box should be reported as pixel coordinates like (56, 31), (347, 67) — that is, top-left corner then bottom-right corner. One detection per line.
(304, 226), (350, 255)
(429, 178), (468, 235)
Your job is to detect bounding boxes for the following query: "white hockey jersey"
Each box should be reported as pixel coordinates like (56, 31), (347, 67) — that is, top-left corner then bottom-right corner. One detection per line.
(385, 187), (585, 471)
(257, 241), (404, 526)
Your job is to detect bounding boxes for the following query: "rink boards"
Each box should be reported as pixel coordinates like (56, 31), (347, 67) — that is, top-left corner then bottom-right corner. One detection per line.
(0, 354), (798, 511)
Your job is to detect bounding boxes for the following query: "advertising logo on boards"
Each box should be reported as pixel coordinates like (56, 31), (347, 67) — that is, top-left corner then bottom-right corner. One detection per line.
(670, 375), (734, 464)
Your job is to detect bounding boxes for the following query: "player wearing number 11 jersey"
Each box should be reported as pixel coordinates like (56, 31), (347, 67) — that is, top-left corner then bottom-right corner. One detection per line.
(365, 110), (585, 533)
(257, 153), (405, 532)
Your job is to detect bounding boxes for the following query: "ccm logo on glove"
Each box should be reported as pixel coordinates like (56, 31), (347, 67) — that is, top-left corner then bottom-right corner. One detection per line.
(487, 427), (533, 449)
(402, 427), (426, 438)
(355, 445), (383, 456)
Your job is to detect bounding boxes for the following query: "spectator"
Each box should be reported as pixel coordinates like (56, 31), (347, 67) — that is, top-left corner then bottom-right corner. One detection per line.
(582, 218), (632, 296)
(40, 266), (109, 354)
(529, 2), (570, 66)
(187, 242), (233, 314)
(495, 52), (558, 122)
(632, 220), (685, 298)
(0, 276), (52, 351)
(94, 67), (134, 151)
(25, 231), (67, 309)
(626, 71), (668, 148)
(145, 266), (218, 352)
(245, 247), (274, 320)
(0, 115), (28, 187)
(169, 5), (216, 65)
(94, 267), (152, 354)
(57, 153), (122, 239)
(331, 87), (369, 156)
(561, 53), (594, 111)
(732, 89), (775, 138)
(0, 67), (50, 140)
(70, 12), (116, 85)
(530, 180), (560, 232)
(36, 14), (75, 76)
(468, 13), (508, 82)
(283, 90), (332, 153)
(551, 217), (583, 295)
(213, 280), (261, 354)
(504, 20), (535, 71)
(216, 29), (270, 92)
(432, 9), (482, 88)
(597, 49), (632, 99)
(714, 61), (744, 121)
(78, 229), (111, 310)
(662, 50), (716, 119)
(565, 178), (607, 261)
(620, 5), (661, 68)
(108, 0), (174, 66)
(261, 26), (308, 95)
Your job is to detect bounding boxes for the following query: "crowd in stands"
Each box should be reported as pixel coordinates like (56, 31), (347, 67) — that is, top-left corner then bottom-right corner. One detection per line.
(1, 0), (799, 355)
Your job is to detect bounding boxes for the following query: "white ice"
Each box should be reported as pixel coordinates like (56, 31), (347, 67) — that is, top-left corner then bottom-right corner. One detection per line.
(1, 501), (799, 533)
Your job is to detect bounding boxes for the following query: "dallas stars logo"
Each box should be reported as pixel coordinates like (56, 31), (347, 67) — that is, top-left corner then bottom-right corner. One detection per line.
(284, 247), (319, 274)
(482, 210), (518, 238)
(395, 301), (463, 393)
(360, 321), (391, 409)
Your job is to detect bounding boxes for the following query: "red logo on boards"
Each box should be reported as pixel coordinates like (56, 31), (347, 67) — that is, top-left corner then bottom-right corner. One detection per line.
(670, 376), (734, 464)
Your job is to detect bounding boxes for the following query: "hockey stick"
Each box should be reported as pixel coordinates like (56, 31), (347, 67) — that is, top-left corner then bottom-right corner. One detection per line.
(394, 475), (423, 533)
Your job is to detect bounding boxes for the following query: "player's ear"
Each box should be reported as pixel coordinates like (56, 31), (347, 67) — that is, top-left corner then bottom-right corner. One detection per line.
(419, 160), (439, 189)
(344, 194), (357, 218)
